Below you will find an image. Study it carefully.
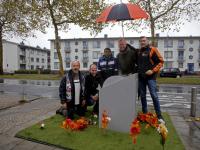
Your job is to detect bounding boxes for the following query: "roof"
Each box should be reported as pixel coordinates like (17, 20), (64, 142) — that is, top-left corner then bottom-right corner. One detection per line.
(2, 40), (50, 52)
(48, 35), (200, 41)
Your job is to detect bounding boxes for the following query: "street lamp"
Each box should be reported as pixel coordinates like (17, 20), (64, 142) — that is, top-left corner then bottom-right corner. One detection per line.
(167, 28), (171, 68)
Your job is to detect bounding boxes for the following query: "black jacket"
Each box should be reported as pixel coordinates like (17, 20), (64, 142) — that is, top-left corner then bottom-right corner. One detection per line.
(59, 69), (85, 107)
(84, 73), (103, 100)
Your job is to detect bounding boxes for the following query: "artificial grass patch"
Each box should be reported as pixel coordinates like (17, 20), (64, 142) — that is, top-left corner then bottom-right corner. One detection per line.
(16, 107), (185, 150)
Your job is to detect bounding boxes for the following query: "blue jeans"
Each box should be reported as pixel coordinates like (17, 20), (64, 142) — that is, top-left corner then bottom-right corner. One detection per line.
(139, 79), (161, 114)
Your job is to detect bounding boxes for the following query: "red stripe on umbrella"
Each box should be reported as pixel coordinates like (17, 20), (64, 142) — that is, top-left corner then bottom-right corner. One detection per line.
(126, 3), (149, 19)
(95, 5), (114, 23)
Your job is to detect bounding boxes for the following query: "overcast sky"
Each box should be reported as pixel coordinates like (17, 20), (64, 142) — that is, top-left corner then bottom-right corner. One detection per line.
(7, 0), (200, 49)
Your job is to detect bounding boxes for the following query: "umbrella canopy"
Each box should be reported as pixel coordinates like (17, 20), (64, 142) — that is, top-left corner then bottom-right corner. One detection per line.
(95, 3), (149, 23)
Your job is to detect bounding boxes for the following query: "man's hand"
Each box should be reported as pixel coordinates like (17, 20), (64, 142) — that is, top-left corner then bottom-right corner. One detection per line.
(62, 103), (67, 109)
(145, 70), (153, 75)
(128, 73), (133, 76)
(82, 100), (86, 107)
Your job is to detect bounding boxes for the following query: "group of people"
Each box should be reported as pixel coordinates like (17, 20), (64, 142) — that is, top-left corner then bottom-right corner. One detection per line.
(56, 36), (165, 124)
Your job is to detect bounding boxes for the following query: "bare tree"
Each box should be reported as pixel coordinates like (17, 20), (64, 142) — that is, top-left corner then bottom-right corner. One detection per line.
(127, 0), (200, 46)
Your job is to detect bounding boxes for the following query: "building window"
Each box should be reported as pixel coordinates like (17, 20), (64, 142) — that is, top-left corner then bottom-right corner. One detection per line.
(111, 51), (114, 56)
(189, 47), (193, 52)
(36, 65), (39, 69)
(189, 39), (194, 44)
(54, 52), (59, 59)
(130, 40), (134, 45)
(93, 51), (101, 59)
(164, 62), (172, 68)
(31, 49), (34, 54)
(179, 63), (183, 68)
(178, 40), (185, 48)
(93, 41), (100, 48)
(66, 63), (70, 68)
(54, 62), (59, 69)
(75, 56), (79, 60)
(31, 65), (34, 70)
(42, 65), (44, 69)
(83, 63), (87, 68)
(31, 57), (34, 62)
(54, 42), (61, 49)
(149, 40), (158, 48)
(83, 52), (88, 59)
(75, 41), (78, 45)
(42, 58), (44, 63)
(41, 52), (44, 56)
(164, 51), (173, 59)
(83, 41), (88, 49)
(36, 58), (39, 63)
(164, 40), (173, 48)
(65, 42), (70, 49)
(189, 55), (193, 60)
(199, 63), (200, 68)
(75, 48), (78, 53)
(106, 41), (114, 48)
(36, 50), (40, 55)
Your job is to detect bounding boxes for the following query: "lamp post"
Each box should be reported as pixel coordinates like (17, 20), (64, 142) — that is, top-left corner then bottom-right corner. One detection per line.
(26, 40), (30, 74)
(167, 28), (171, 68)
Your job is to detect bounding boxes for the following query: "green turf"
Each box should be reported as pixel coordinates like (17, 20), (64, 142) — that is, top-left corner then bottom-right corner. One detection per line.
(16, 107), (185, 150)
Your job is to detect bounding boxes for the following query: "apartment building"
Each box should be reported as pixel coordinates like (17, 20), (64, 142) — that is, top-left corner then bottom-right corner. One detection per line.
(2, 40), (50, 71)
(49, 34), (200, 74)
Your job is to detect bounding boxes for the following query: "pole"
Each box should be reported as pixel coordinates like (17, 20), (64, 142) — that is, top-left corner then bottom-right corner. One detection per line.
(122, 21), (124, 38)
(166, 28), (171, 68)
(190, 87), (197, 117)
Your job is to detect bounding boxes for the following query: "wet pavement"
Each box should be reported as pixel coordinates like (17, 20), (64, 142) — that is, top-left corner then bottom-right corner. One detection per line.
(0, 80), (200, 149)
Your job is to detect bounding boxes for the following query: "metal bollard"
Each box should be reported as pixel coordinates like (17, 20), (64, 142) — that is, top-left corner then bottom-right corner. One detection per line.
(190, 87), (197, 117)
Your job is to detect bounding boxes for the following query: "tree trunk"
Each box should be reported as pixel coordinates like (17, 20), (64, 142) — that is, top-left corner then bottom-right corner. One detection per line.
(0, 26), (3, 75)
(54, 24), (64, 77)
(150, 18), (155, 47)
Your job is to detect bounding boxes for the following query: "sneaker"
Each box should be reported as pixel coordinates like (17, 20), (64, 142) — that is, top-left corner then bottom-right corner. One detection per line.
(56, 106), (63, 115)
(157, 113), (166, 125)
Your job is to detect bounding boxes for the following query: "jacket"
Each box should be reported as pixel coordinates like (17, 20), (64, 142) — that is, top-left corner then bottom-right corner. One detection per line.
(97, 55), (118, 81)
(59, 69), (85, 107)
(116, 46), (137, 75)
(138, 44), (164, 80)
(84, 73), (103, 100)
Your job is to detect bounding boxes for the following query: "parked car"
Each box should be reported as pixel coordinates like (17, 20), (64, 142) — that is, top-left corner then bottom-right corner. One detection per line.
(160, 68), (182, 78)
(3, 69), (15, 75)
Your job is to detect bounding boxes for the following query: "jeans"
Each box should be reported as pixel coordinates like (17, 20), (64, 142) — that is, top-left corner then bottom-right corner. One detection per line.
(62, 104), (85, 119)
(139, 79), (161, 114)
(86, 98), (99, 112)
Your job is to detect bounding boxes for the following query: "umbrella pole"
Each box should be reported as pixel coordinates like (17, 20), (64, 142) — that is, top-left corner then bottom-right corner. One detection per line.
(122, 21), (124, 38)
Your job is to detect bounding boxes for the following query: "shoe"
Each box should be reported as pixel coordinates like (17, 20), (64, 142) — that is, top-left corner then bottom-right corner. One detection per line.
(157, 113), (166, 125)
(56, 106), (63, 115)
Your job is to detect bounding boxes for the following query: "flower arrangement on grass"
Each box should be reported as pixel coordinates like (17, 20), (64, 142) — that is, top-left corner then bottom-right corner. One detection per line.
(100, 110), (111, 135)
(129, 119), (140, 146)
(40, 122), (44, 129)
(88, 114), (98, 125)
(60, 117), (88, 132)
(137, 113), (168, 150)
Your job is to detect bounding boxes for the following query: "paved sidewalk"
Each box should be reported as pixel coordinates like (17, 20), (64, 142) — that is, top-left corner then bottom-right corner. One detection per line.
(0, 93), (200, 150)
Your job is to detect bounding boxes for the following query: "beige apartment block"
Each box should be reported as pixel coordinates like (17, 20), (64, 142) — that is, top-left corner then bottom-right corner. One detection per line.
(49, 34), (200, 74)
(3, 40), (50, 71)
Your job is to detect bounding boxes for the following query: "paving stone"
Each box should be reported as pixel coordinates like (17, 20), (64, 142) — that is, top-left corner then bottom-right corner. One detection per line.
(170, 116), (185, 122)
(167, 111), (180, 116)
(0, 135), (24, 150)
(12, 140), (38, 150)
(173, 121), (190, 129)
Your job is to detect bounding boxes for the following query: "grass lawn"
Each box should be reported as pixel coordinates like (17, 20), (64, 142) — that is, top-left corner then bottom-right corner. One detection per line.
(1, 75), (200, 84)
(16, 107), (185, 150)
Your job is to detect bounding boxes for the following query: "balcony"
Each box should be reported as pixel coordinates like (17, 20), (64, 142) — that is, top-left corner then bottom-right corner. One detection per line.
(82, 57), (89, 62)
(197, 57), (200, 62)
(177, 56), (185, 62)
(64, 47), (71, 52)
(177, 45), (186, 50)
(20, 60), (26, 64)
(48, 56), (50, 59)
(20, 52), (26, 55)
(65, 57), (71, 62)
(82, 46), (89, 51)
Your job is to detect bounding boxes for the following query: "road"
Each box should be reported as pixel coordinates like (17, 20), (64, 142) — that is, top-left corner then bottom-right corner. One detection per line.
(0, 79), (200, 110)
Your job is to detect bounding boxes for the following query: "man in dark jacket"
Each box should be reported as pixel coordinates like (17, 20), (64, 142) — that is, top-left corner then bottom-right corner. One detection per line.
(98, 48), (118, 82)
(85, 64), (103, 113)
(56, 60), (86, 119)
(116, 39), (137, 76)
(137, 36), (165, 124)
